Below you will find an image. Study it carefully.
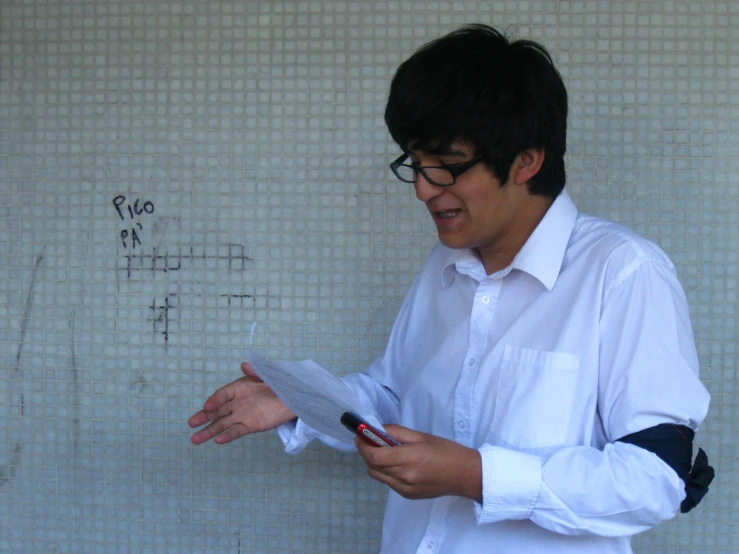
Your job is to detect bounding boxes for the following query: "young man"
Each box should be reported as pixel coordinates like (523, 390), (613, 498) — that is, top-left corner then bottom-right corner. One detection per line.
(189, 25), (713, 553)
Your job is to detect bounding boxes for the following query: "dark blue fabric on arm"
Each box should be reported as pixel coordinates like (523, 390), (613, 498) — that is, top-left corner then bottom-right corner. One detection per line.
(616, 424), (715, 513)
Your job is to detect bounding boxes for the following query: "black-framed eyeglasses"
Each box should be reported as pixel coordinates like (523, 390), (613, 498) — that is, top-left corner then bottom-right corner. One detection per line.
(389, 153), (483, 187)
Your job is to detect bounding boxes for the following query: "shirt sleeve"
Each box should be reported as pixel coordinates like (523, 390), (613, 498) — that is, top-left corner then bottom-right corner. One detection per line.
(475, 256), (711, 536)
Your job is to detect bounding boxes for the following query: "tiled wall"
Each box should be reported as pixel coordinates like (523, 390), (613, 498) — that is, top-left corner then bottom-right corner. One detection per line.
(1, 1), (735, 552)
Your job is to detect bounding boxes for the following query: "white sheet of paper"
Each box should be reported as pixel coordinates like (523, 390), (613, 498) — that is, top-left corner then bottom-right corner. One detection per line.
(247, 349), (377, 443)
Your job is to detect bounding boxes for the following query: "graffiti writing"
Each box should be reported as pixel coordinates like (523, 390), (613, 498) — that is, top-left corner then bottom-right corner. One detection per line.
(112, 195), (155, 249)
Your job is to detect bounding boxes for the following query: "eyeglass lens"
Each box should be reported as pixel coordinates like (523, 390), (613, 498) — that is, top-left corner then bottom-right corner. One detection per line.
(394, 164), (456, 186)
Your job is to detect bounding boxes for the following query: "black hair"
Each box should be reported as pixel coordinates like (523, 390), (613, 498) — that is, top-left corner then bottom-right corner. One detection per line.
(384, 24), (568, 198)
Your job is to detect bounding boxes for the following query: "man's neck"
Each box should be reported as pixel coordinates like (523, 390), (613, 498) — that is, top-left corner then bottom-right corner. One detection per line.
(477, 195), (554, 275)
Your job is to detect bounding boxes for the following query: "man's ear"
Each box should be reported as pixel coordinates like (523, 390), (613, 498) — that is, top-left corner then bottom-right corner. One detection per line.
(511, 149), (545, 186)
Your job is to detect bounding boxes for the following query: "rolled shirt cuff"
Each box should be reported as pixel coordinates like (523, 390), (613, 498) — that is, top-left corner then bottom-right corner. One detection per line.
(277, 418), (357, 454)
(474, 444), (543, 524)
(276, 419), (320, 454)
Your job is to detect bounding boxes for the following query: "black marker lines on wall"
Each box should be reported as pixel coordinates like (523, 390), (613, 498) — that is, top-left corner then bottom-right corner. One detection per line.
(224, 243), (253, 271)
(148, 294), (178, 344)
(219, 294), (256, 308)
(122, 246), (182, 276)
(1, 246), (45, 488)
(108, 195), (259, 347)
(121, 244), (255, 279)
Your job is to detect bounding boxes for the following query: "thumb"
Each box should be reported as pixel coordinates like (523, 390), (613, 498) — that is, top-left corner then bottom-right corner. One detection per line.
(382, 424), (426, 444)
(241, 362), (263, 381)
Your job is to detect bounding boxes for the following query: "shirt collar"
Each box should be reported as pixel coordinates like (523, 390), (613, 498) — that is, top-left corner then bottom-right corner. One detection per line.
(440, 190), (578, 291)
(441, 248), (483, 286)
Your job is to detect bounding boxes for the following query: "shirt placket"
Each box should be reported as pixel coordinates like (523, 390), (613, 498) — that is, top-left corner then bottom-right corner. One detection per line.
(415, 277), (501, 554)
(413, 496), (451, 554)
(455, 278), (500, 445)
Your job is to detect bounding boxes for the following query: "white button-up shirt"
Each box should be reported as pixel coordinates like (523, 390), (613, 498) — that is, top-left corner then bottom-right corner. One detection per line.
(279, 191), (710, 554)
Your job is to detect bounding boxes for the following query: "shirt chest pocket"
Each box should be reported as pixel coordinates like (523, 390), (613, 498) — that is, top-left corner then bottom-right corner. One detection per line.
(491, 345), (580, 450)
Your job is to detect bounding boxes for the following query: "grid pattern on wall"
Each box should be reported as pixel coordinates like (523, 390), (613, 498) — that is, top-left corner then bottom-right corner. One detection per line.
(0, 1), (737, 552)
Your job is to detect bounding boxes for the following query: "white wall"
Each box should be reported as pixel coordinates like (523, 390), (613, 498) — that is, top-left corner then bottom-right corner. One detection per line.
(1, 1), (735, 552)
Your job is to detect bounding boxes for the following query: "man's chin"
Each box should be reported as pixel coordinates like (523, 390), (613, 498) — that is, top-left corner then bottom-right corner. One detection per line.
(437, 233), (472, 251)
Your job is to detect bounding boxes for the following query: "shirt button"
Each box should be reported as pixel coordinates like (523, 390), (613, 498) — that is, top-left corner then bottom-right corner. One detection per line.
(458, 420), (466, 429)
(468, 357), (476, 366)
(427, 541), (436, 549)
(481, 295), (490, 304)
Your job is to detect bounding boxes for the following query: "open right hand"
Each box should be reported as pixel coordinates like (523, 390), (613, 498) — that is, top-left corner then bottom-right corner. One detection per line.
(188, 362), (296, 445)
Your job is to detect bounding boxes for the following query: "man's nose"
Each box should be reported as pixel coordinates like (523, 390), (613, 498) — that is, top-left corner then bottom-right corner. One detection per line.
(414, 172), (443, 202)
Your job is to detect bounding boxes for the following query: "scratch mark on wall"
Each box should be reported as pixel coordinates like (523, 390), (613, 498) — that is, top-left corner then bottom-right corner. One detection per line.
(1, 246), (45, 489)
(69, 310), (80, 452)
(129, 374), (149, 392)
(15, 246), (45, 367)
(0, 445), (21, 487)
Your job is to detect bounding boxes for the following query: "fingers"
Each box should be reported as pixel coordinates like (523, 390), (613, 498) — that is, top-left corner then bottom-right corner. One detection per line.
(241, 362), (263, 381)
(355, 440), (417, 495)
(190, 414), (236, 445)
(212, 423), (250, 445)
(190, 427), (215, 445)
(203, 384), (236, 412)
(201, 368), (261, 413)
(189, 365), (269, 447)
(355, 436), (408, 470)
(188, 399), (233, 428)
(382, 424), (424, 443)
(357, 432), (483, 501)
(353, 425), (421, 463)
(187, 409), (212, 429)
(188, 389), (237, 437)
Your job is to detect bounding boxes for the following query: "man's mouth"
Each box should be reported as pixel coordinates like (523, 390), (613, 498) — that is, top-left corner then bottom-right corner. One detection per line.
(435, 209), (461, 220)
